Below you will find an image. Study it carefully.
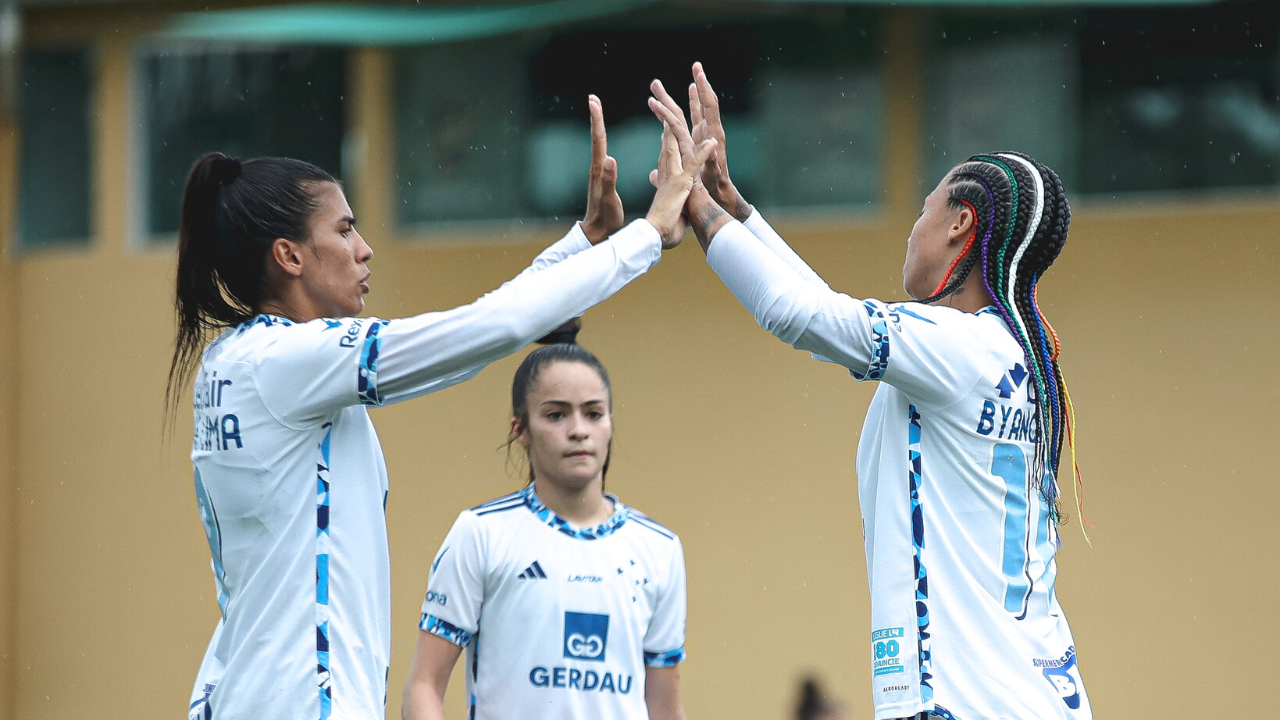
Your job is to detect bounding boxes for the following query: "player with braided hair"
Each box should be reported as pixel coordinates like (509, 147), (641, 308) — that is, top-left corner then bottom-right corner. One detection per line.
(649, 65), (1091, 720)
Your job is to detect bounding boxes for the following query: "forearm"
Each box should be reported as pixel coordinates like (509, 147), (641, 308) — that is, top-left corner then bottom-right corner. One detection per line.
(374, 219), (661, 405)
(509, 222), (592, 282)
(401, 681), (448, 720)
(742, 209), (828, 287)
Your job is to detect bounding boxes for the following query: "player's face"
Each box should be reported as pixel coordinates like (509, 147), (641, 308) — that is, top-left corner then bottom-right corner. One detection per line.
(518, 361), (613, 493)
(299, 183), (373, 318)
(903, 173), (962, 301)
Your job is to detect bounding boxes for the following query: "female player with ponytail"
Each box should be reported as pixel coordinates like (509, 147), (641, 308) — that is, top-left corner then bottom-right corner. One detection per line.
(402, 337), (688, 720)
(171, 97), (715, 720)
(652, 66), (1090, 720)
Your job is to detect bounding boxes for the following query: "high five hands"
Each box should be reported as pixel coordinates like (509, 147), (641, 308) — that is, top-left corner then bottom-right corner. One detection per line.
(582, 65), (740, 251)
(646, 64), (744, 252)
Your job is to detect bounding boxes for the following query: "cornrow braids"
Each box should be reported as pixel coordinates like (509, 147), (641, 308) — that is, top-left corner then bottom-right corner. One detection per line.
(924, 153), (1083, 536)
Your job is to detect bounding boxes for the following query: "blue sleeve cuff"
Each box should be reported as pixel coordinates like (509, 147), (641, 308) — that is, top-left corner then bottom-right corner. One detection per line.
(643, 647), (685, 668)
(357, 320), (388, 406)
(419, 614), (474, 647)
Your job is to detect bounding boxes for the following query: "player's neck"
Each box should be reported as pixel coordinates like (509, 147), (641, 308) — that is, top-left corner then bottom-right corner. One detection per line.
(532, 476), (613, 527)
(934, 274), (995, 314)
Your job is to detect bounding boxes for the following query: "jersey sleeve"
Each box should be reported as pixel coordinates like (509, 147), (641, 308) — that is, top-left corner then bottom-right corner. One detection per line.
(706, 219), (987, 406)
(253, 219), (659, 427)
(642, 536), (687, 667)
(418, 511), (487, 647)
(742, 209), (829, 289)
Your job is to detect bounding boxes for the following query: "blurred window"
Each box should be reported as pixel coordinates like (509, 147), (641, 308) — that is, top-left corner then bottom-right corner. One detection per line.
(925, 12), (1079, 191)
(136, 47), (345, 238)
(1080, 5), (1280, 195)
(19, 47), (93, 248)
(394, 6), (882, 228)
(926, 5), (1280, 197)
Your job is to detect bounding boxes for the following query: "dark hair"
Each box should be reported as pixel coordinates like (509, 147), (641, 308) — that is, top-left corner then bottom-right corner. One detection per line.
(922, 152), (1079, 524)
(508, 341), (613, 485)
(165, 152), (337, 419)
(796, 677), (833, 720)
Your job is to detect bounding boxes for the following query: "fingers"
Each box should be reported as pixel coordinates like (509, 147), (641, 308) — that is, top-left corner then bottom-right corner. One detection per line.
(681, 138), (719, 182)
(659, 122), (683, 175)
(692, 61), (721, 125)
(688, 83), (703, 130)
(647, 97), (696, 159)
(648, 168), (658, 188)
(649, 79), (689, 134)
(588, 94), (607, 171)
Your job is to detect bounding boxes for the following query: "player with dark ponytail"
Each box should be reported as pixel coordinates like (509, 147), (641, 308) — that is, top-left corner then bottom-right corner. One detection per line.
(174, 96), (716, 720)
(404, 335), (688, 720)
(652, 65), (1091, 720)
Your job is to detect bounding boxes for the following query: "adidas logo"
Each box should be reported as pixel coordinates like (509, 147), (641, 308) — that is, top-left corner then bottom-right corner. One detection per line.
(518, 561), (547, 580)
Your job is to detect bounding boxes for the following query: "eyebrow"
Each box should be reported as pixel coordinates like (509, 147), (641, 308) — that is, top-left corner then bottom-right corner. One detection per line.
(540, 399), (607, 407)
(339, 215), (357, 226)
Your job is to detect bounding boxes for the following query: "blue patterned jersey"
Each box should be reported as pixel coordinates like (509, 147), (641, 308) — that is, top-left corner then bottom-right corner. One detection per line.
(419, 484), (686, 720)
(708, 212), (1091, 720)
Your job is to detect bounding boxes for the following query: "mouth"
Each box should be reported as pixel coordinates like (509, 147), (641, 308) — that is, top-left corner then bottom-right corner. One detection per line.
(359, 273), (371, 294)
(564, 451), (594, 459)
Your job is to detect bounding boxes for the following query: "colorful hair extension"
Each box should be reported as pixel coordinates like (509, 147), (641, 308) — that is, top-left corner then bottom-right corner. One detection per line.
(924, 153), (1082, 533)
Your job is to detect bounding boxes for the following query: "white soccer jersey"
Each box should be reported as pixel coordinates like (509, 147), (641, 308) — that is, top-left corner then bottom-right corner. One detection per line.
(419, 484), (687, 720)
(707, 212), (1090, 720)
(186, 220), (664, 720)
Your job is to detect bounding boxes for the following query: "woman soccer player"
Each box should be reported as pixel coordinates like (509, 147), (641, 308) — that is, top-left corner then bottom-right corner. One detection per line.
(171, 97), (715, 720)
(649, 66), (1091, 720)
(402, 341), (687, 720)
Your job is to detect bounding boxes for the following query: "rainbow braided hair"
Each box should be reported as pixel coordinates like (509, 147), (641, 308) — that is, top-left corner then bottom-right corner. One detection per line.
(920, 153), (1086, 540)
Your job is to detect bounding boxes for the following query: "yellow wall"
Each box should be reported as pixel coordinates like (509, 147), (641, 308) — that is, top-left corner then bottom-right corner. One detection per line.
(6, 5), (1280, 720)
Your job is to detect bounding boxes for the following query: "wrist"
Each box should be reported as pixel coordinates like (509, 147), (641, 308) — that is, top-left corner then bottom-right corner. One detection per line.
(580, 220), (607, 246)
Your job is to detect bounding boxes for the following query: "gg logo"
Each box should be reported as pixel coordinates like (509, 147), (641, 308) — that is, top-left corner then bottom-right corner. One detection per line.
(566, 633), (605, 659)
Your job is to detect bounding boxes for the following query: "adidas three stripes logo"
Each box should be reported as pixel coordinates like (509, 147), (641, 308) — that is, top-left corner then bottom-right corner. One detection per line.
(518, 561), (547, 580)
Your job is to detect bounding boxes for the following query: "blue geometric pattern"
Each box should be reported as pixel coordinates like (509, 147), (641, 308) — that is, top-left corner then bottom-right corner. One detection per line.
(236, 313), (294, 335)
(930, 704), (962, 720)
(861, 301), (891, 381)
(907, 405), (934, 703)
(522, 484), (629, 541)
(419, 614), (475, 647)
(644, 647), (686, 667)
(357, 320), (387, 406)
(315, 423), (334, 720)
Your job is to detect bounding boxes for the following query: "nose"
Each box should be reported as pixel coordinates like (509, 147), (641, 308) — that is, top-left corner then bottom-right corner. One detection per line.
(356, 232), (374, 263)
(568, 413), (588, 439)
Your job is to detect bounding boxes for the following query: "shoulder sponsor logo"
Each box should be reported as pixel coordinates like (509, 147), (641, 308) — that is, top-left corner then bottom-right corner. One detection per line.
(423, 589), (447, 607)
(563, 611), (608, 662)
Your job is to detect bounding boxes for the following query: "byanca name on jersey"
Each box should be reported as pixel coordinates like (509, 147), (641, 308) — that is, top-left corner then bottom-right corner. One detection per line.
(976, 363), (1042, 443)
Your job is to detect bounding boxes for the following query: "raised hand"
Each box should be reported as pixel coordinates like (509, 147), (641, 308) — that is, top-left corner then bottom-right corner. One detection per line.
(645, 118), (718, 250)
(647, 81), (731, 253)
(581, 94), (624, 245)
(689, 62), (752, 221)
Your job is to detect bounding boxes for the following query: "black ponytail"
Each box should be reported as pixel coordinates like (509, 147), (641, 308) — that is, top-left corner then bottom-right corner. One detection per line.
(166, 151), (336, 422)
